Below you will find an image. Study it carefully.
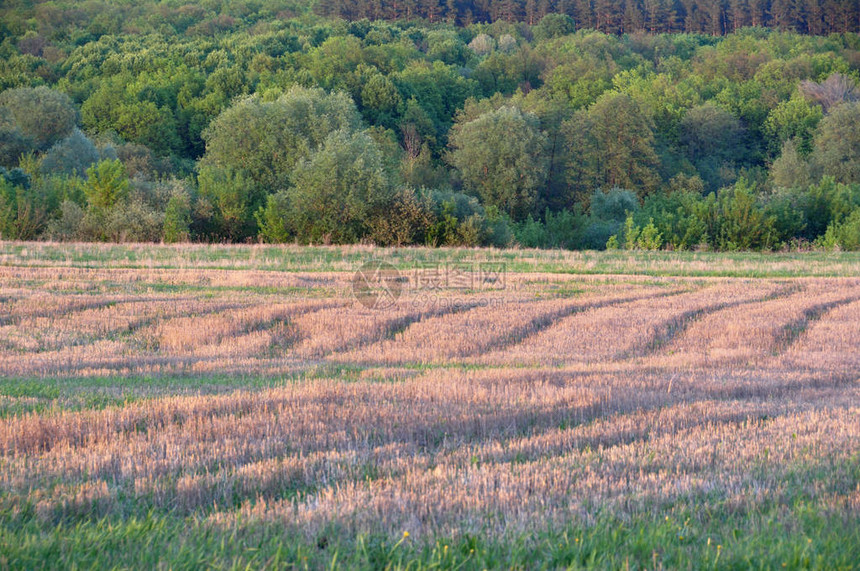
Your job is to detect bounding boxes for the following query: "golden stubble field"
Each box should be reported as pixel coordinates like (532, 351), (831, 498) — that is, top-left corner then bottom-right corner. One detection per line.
(1, 245), (859, 562)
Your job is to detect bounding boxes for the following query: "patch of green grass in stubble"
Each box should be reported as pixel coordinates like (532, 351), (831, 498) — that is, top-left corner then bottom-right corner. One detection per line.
(0, 376), (207, 417)
(0, 374), (279, 417)
(134, 282), (340, 298)
(0, 365), (402, 417)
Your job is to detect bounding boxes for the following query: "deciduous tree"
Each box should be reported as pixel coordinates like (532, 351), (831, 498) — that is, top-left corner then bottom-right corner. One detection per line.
(448, 105), (549, 220)
(564, 92), (661, 200)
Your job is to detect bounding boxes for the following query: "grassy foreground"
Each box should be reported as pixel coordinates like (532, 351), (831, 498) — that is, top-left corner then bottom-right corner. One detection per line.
(3, 499), (858, 569)
(1, 373), (859, 571)
(1, 242), (859, 569)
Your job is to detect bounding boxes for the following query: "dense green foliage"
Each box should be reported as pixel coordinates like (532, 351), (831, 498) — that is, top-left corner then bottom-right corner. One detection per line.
(1, 1), (860, 249)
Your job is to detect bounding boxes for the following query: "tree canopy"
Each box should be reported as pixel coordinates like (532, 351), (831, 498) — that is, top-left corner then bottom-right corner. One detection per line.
(0, 1), (860, 250)
(448, 105), (549, 220)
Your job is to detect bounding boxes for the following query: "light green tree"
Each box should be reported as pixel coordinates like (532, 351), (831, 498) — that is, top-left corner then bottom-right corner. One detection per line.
(84, 159), (129, 209)
(202, 86), (363, 191)
(770, 139), (812, 190)
(764, 95), (823, 156)
(637, 218), (663, 250)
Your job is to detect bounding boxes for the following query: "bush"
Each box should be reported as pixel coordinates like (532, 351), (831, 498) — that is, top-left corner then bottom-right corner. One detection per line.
(256, 190), (292, 244)
(639, 191), (707, 250)
(0, 171), (71, 240)
(514, 208), (587, 250)
(514, 215), (549, 249)
(819, 209), (860, 251)
(162, 190), (192, 243)
(44, 200), (85, 241)
(40, 129), (99, 176)
(803, 177), (860, 238)
(368, 186), (435, 246)
(609, 214), (663, 251)
(426, 199), (479, 246)
(581, 219), (619, 250)
(711, 178), (779, 251)
(102, 196), (163, 242)
(422, 190), (508, 247)
(637, 219), (663, 250)
(589, 187), (639, 222)
(197, 165), (261, 241)
(579, 188), (640, 250)
(543, 208), (587, 249)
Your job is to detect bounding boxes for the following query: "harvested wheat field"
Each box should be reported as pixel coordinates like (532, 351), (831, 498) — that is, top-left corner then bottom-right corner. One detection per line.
(1, 242), (860, 569)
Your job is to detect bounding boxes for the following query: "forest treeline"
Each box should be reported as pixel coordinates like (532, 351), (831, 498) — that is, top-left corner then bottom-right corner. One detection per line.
(316, 0), (860, 34)
(1, 1), (860, 250)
